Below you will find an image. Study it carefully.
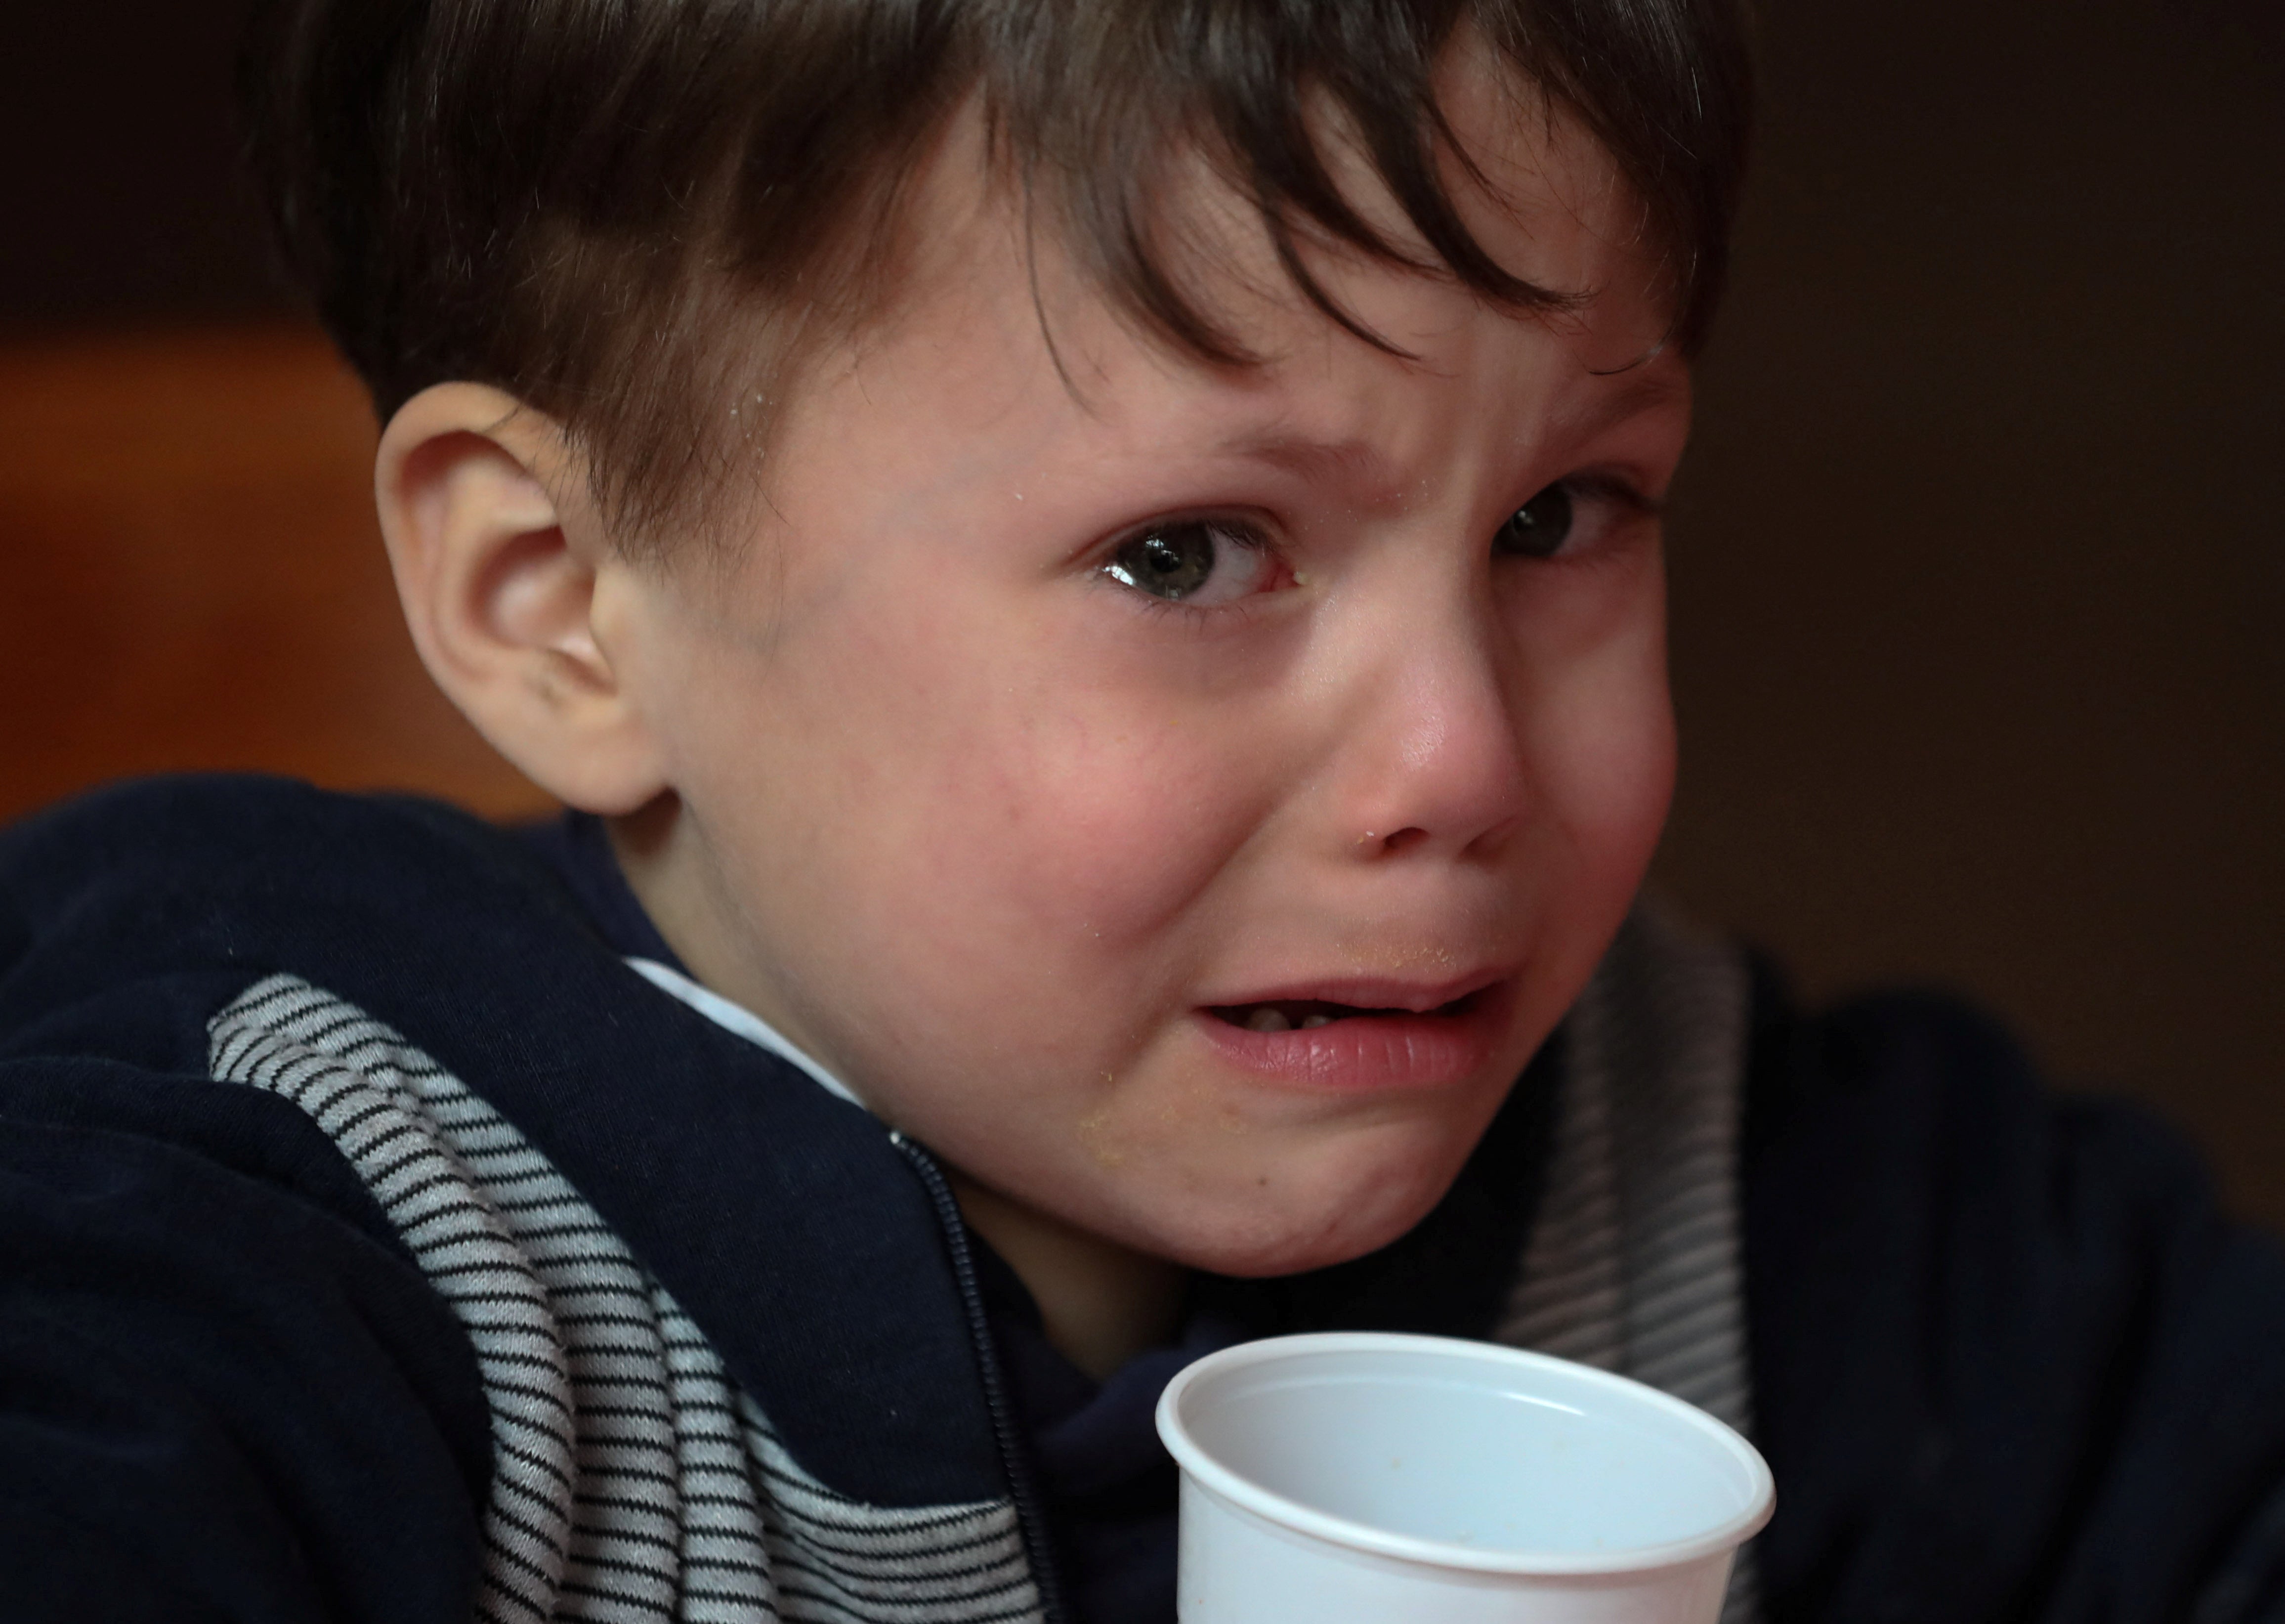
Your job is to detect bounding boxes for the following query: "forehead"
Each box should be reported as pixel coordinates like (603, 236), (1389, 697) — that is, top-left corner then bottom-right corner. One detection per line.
(773, 44), (1681, 508)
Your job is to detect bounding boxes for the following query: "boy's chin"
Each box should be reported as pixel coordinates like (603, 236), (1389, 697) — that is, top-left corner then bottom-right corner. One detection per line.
(1116, 1153), (1469, 1281)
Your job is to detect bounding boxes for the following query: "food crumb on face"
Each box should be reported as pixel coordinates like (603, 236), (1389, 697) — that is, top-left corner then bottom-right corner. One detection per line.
(1076, 1106), (1128, 1168)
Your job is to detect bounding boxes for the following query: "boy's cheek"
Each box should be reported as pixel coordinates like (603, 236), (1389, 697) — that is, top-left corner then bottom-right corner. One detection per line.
(1528, 618), (1676, 880)
(810, 637), (1284, 955)
(970, 733), (1273, 947)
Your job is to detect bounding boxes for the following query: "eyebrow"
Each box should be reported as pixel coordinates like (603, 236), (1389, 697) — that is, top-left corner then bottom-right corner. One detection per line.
(1550, 366), (1689, 444)
(1205, 366), (1688, 489)
(1207, 426), (1395, 486)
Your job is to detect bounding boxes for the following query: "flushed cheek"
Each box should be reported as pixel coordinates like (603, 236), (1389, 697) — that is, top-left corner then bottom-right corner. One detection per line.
(1541, 649), (1674, 893)
(725, 670), (1271, 1103)
(895, 678), (1281, 962)
(1485, 711), (1669, 1055)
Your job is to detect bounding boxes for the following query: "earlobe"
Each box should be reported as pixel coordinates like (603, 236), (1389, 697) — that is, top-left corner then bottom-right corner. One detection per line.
(375, 383), (669, 814)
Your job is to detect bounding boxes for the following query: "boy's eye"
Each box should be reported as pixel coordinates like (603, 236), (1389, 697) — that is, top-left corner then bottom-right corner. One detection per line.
(1101, 518), (1272, 605)
(1492, 483), (1575, 559)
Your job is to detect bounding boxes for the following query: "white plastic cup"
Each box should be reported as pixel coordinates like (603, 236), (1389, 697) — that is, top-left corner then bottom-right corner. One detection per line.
(1154, 1332), (1774, 1624)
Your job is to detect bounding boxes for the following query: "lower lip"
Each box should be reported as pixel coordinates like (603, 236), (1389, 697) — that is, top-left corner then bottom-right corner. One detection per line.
(1190, 988), (1509, 1094)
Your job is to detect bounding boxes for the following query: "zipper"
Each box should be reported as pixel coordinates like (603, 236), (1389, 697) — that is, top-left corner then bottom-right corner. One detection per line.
(891, 1130), (1071, 1624)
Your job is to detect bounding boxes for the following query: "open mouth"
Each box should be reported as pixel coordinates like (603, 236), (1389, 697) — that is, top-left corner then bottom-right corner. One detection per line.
(1206, 991), (1481, 1034)
(1196, 979), (1506, 1090)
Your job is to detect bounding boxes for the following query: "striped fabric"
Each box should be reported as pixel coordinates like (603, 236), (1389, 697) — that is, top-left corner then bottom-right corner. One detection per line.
(1495, 903), (1762, 1624)
(206, 898), (1760, 1624)
(208, 976), (1041, 1624)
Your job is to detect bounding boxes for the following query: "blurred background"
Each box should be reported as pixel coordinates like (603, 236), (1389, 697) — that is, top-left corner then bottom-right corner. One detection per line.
(2, 1), (2279, 1224)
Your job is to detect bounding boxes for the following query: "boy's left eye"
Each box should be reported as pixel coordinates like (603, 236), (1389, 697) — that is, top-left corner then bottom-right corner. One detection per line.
(1492, 475), (1658, 563)
(1100, 518), (1274, 606)
(1493, 483), (1576, 559)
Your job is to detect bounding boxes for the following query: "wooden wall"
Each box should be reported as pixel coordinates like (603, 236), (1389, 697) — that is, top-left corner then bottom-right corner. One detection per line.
(0, 328), (542, 822)
(2, 0), (2279, 1226)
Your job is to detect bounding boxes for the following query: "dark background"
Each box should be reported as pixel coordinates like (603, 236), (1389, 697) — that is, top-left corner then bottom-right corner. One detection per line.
(2, 1), (2279, 1223)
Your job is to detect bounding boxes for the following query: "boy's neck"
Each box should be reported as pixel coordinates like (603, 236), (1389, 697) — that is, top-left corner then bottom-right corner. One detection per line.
(609, 798), (1186, 1380)
(949, 1173), (1188, 1381)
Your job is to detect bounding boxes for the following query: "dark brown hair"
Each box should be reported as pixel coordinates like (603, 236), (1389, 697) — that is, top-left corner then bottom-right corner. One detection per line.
(242, 0), (1751, 549)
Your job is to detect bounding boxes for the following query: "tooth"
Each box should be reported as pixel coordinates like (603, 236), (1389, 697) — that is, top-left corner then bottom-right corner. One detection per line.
(1298, 1013), (1332, 1029)
(1245, 1007), (1292, 1034)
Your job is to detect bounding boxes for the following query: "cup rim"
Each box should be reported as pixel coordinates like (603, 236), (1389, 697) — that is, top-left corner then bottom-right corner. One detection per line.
(1153, 1330), (1776, 1577)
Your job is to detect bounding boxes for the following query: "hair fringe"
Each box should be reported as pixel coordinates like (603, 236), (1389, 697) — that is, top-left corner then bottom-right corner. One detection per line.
(241, 0), (1751, 553)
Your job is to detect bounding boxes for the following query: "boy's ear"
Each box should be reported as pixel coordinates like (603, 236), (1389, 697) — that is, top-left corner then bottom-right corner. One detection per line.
(375, 383), (669, 814)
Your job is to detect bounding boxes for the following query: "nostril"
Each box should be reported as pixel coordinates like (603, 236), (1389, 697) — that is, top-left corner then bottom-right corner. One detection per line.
(1376, 826), (1429, 855)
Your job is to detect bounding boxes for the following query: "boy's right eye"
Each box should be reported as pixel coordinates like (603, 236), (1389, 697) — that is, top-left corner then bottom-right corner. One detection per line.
(1100, 517), (1276, 607)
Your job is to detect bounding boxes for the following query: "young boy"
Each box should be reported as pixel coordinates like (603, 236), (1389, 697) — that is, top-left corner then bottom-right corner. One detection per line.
(3, 2), (2282, 1622)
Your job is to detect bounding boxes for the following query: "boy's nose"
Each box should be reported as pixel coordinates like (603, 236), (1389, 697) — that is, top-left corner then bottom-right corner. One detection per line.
(1328, 622), (1532, 864)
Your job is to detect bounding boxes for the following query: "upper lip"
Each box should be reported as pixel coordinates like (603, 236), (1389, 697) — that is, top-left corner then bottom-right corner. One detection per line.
(1201, 968), (1510, 1015)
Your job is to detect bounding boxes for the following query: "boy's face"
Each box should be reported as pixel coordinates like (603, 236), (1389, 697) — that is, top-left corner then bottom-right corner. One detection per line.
(601, 80), (1687, 1276)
